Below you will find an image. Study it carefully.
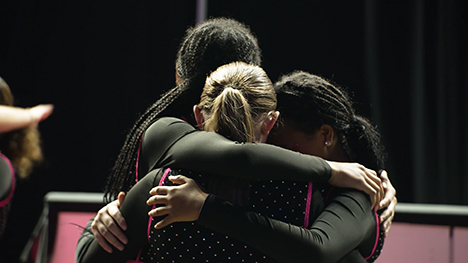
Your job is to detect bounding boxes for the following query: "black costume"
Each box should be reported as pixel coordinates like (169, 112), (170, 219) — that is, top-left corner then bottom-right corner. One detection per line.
(0, 153), (14, 240)
(76, 117), (381, 262)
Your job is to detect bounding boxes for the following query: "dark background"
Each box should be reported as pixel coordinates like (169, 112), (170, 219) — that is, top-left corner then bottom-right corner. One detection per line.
(1, 0), (467, 261)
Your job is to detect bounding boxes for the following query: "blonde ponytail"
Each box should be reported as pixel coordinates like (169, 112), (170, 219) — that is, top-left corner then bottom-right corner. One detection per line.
(198, 62), (276, 143)
(204, 87), (255, 142)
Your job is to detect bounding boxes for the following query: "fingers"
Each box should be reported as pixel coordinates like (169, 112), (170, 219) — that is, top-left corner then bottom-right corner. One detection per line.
(373, 170), (397, 237)
(148, 175), (189, 199)
(30, 104), (54, 123)
(380, 196), (397, 237)
(168, 175), (190, 185)
(115, 192), (127, 230)
(368, 168), (383, 208)
(92, 214), (125, 253)
(378, 170), (396, 209)
(148, 175), (190, 196)
(148, 205), (171, 218)
(360, 167), (381, 208)
(380, 170), (389, 189)
(92, 227), (113, 253)
(147, 194), (169, 206)
(96, 220), (125, 252)
(91, 218), (113, 253)
(327, 161), (383, 208)
(91, 201), (128, 252)
(108, 202), (128, 233)
(149, 185), (170, 195)
(117, 191), (126, 207)
(154, 215), (175, 229)
(379, 205), (392, 225)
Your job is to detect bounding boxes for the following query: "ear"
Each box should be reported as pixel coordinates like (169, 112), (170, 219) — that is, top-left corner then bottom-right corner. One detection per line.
(193, 105), (204, 129)
(261, 111), (280, 136)
(319, 124), (335, 145)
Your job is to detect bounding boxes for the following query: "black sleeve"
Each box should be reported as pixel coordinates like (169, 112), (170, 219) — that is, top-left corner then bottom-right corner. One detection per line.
(75, 218), (94, 262)
(0, 154), (14, 240)
(140, 117), (332, 183)
(337, 250), (368, 263)
(77, 170), (163, 263)
(0, 154), (13, 204)
(197, 189), (376, 263)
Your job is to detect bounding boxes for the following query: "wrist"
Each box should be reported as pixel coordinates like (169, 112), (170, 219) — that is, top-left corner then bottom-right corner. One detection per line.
(196, 192), (209, 219)
(326, 160), (338, 184)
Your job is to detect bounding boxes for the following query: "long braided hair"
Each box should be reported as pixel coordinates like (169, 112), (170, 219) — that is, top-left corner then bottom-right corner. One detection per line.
(273, 71), (386, 172)
(104, 18), (262, 202)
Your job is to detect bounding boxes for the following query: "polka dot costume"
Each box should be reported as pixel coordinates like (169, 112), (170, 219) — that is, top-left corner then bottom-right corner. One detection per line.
(140, 169), (278, 262)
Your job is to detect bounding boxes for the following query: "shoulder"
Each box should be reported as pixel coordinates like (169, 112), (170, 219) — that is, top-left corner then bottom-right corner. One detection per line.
(326, 187), (371, 206)
(0, 153), (12, 170)
(140, 117), (197, 164)
(145, 117), (196, 142)
(0, 153), (15, 205)
(146, 117), (195, 136)
(0, 153), (14, 181)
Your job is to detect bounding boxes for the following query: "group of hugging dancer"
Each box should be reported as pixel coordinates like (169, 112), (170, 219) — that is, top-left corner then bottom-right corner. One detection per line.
(75, 17), (397, 263)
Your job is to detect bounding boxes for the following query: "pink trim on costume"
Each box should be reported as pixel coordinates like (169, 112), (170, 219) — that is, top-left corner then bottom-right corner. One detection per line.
(126, 250), (143, 263)
(135, 134), (144, 183)
(0, 154), (15, 208)
(303, 181), (313, 228)
(159, 168), (172, 187)
(146, 168), (172, 241)
(146, 213), (153, 243)
(364, 209), (381, 261)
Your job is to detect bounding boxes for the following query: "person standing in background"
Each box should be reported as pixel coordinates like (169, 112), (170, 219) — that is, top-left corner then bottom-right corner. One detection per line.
(0, 76), (53, 241)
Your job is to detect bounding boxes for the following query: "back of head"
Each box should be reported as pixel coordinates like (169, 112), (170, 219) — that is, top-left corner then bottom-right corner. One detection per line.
(197, 61), (276, 143)
(106, 18), (262, 201)
(0, 77), (43, 179)
(170, 17), (263, 120)
(274, 71), (386, 171)
(176, 17), (262, 84)
(0, 78), (14, 107)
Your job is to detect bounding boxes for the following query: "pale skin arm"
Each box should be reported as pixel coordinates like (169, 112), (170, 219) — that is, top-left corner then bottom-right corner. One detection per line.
(0, 104), (54, 132)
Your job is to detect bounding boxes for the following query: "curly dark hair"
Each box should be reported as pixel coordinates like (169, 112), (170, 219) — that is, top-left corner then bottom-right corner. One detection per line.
(0, 77), (43, 180)
(104, 18), (262, 202)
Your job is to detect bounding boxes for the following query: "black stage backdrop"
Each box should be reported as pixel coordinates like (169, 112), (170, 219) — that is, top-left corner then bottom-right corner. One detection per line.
(0, 0), (467, 261)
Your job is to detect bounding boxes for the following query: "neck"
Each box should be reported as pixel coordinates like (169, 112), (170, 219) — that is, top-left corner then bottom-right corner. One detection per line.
(328, 141), (350, 162)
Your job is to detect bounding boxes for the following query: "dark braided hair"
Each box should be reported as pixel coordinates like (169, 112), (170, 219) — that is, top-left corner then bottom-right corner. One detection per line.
(273, 71), (386, 172)
(104, 18), (262, 202)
